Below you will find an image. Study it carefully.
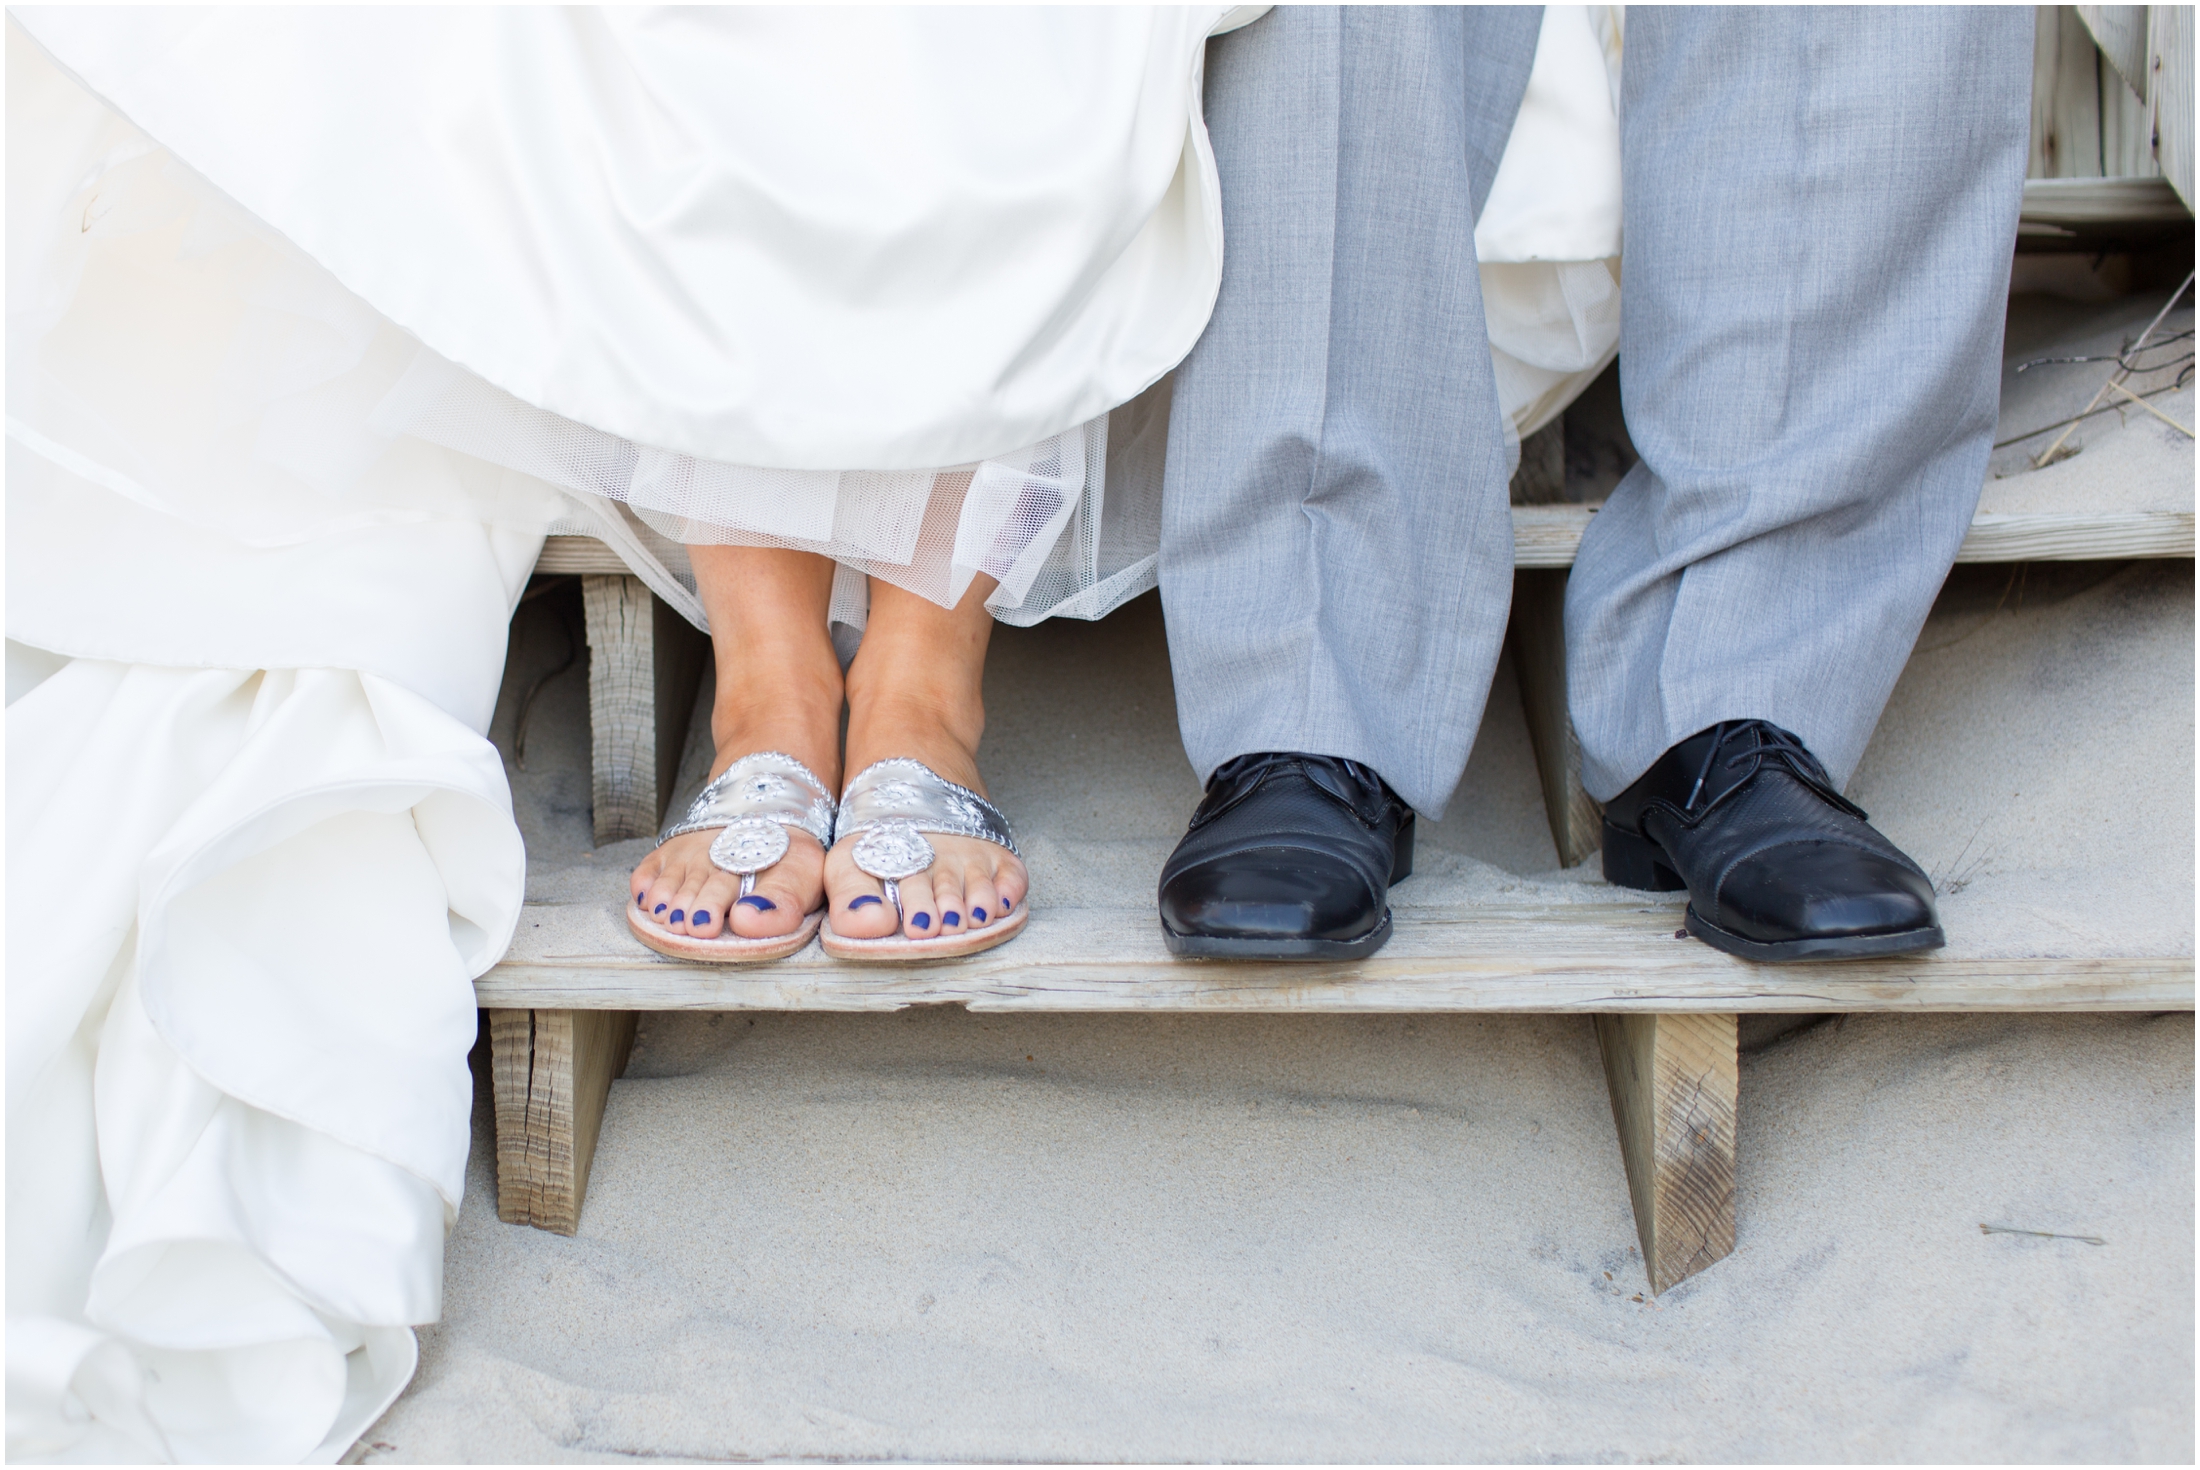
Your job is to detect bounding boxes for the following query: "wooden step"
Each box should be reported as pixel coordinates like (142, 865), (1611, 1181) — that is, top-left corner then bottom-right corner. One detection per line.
(479, 897), (2192, 1013)
(2019, 175), (2192, 230)
(478, 896), (2189, 1265)
(537, 503), (2196, 580)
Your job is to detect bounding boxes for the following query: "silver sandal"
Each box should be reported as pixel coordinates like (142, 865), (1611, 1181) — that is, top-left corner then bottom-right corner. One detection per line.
(628, 751), (835, 962)
(822, 758), (1027, 959)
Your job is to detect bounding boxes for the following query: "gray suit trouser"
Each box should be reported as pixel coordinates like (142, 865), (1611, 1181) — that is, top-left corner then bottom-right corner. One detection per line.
(1159, 6), (2032, 818)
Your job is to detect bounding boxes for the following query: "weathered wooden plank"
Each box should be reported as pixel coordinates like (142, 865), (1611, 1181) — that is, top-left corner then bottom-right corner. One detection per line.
(1512, 506), (2195, 569)
(1507, 569), (1602, 868)
(1595, 1013), (1738, 1294)
(478, 900), (2194, 1012)
(548, 504), (2193, 584)
(1953, 509), (2194, 561)
(487, 1007), (638, 1235)
(2032, 5), (2106, 180)
(2153, 5), (2194, 210)
(580, 573), (709, 844)
(2020, 173), (2189, 224)
(2081, 4), (2151, 96)
(488, 1009), (541, 1224)
(538, 539), (636, 576)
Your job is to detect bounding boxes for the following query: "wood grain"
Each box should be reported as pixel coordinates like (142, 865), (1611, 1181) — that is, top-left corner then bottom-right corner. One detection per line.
(479, 899), (2193, 1013)
(2081, 5), (2152, 97)
(582, 575), (659, 843)
(488, 1007), (637, 1235)
(2152, 5), (2194, 210)
(580, 574), (707, 843)
(2019, 173), (2190, 224)
(1507, 569), (1603, 868)
(2033, 6), (2105, 180)
(1514, 507), (2196, 569)
(1595, 1013), (1738, 1294)
(1953, 510), (2194, 561)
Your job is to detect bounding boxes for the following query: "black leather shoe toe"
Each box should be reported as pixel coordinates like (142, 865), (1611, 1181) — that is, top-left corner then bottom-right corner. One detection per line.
(1699, 840), (1942, 959)
(1159, 752), (1414, 960)
(1602, 721), (1945, 962)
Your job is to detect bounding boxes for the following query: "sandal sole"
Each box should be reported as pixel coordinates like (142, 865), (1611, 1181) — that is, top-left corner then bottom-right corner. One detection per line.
(628, 905), (822, 963)
(819, 904), (1029, 961)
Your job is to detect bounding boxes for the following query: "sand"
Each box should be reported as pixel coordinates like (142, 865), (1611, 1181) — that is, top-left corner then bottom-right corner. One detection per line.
(351, 294), (2194, 1462)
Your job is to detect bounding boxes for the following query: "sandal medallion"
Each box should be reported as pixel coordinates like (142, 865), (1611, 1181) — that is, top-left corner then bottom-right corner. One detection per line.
(852, 821), (936, 882)
(710, 817), (791, 880)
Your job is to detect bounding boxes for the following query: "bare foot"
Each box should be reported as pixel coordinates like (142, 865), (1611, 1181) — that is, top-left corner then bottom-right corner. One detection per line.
(825, 577), (1029, 940)
(631, 546), (842, 942)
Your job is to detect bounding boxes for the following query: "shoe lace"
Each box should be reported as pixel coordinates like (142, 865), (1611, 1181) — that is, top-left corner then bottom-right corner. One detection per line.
(1684, 720), (1867, 820)
(1203, 751), (1391, 823)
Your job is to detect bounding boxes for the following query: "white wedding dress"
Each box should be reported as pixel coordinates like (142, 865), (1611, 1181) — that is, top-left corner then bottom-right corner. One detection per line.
(6, 7), (1625, 1462)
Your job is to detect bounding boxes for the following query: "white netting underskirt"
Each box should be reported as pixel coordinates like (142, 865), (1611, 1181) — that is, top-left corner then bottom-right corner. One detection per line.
(372, 352), (1169, 637)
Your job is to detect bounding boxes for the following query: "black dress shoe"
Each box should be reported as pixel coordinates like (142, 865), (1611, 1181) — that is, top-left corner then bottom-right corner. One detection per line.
(1159, 752), (1415, 960)
(1601, 719), (1943, 961)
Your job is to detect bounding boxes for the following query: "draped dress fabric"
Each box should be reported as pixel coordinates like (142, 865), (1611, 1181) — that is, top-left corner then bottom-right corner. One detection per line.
(15, 5), (1264, 635)
(5, 6), (1629, 1462)
(7, 22), (559, 1463)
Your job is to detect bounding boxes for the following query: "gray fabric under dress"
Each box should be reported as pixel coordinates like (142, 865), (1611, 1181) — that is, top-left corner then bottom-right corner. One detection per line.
(1161, 5), (2032, 819)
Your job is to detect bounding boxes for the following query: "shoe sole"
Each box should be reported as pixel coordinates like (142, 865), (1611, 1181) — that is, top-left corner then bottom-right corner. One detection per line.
(1161, 909), (1394, 961)
(1685, 907), (1946, 962)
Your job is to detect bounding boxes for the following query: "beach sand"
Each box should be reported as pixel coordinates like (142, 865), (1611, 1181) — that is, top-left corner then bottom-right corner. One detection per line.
(353, 548), (2193, 1463)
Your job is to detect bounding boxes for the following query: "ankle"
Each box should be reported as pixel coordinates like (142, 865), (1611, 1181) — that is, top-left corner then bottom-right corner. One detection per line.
(844, 684), (984, 786)
(708, 665), (843, 789)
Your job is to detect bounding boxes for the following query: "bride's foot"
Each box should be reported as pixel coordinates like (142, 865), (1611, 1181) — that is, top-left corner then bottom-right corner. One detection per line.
(630, 547), (842, 941)
(826, 579), (1028, 940)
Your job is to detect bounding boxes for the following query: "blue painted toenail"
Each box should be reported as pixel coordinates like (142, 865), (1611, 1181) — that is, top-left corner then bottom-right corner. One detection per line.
(738, 895), (775, 911)
(637, 892), (647, 905)
(943, 911), (960, 927)
(655, 903), (668, 915)
(849, 895), (882, 910)
(912, 912), (931, 930)
(1002, 897), (1013, 912)
(692, 910), (711, 926)
(971, 907), (987, 922)
(669, 909), (685, 924)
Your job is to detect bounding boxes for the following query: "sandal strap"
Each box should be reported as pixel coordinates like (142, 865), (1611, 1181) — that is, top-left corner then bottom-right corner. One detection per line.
(659, 751), (836, 849)
(835, 758), (1018, 859)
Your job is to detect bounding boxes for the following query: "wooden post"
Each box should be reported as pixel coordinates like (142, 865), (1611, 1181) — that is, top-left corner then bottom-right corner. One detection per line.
(2150, 6), (2193, 210)
(1594, 1012), (1738, 1294)
(2032, 6), (2106, 179)
(1508, 568), (1604, 868)
(489, 1008), (638, 1235)
(581, 574), (710, 844)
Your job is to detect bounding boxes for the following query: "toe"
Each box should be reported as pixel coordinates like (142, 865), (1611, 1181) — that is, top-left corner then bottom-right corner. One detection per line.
(964, 868), (1000, 930)
(992, 853), (1028, 918)
(728, 880), (800, 937)
(896, 870), (938, 938)
(639, 862), (686, 928)
(637, 830), (720, 930)
(630, 851), (664, 914)
(664, 866), (713, 936)
(682, 869), (741, 937)
(932, 866), (966, 934)
(825, 845), (899, 939)
(729, 837), (820, 939)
